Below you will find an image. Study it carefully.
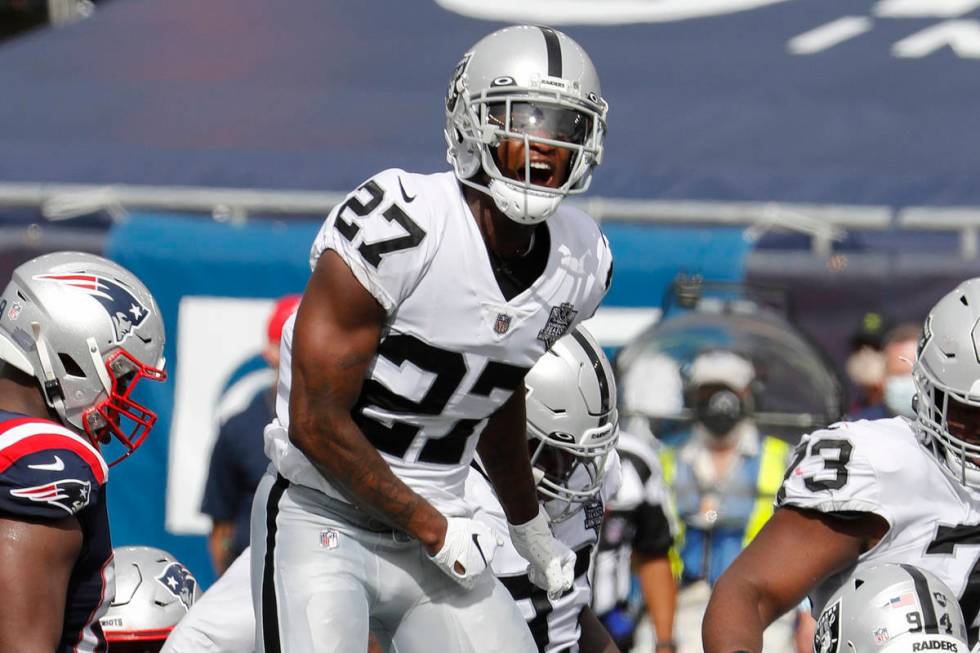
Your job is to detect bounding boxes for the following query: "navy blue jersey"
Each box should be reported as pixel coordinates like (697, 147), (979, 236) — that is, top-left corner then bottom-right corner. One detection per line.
(0, 410), (112, 653)
(201, 387), (274, 560)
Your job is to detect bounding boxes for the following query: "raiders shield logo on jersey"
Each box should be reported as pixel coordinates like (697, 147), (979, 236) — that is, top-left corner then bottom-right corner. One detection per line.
(538, 302), (577, 348)
(815, 599), (841, 653)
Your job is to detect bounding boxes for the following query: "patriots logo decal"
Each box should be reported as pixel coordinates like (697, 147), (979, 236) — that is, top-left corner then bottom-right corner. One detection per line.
(156, 562), (197, 610)
(34, 273), (150, 344)
(10, 478), (92, 514)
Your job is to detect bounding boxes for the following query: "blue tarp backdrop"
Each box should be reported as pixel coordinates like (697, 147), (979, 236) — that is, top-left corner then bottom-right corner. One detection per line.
(1, 0), (978, 206)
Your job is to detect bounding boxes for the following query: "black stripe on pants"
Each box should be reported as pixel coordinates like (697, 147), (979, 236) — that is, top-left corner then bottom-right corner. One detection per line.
(262, 474), (290, 653)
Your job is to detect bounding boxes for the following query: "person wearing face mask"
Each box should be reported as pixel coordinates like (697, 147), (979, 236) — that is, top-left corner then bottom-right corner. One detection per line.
(848, 322), (920, 421)
(658, 349), (797, 653)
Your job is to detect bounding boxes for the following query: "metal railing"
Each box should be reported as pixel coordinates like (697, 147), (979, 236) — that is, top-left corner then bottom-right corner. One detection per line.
(2, 181), (980, 257)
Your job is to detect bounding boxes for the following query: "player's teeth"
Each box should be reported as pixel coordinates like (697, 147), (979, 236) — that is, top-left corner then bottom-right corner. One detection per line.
(530, 162), (551, 170)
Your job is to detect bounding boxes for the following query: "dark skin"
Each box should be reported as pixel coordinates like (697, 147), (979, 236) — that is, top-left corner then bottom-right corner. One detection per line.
(288, 123), (575, 553)
(578, 605), (621, 653)
(702, 505), (889, 653)
(0, 364), (84, 653)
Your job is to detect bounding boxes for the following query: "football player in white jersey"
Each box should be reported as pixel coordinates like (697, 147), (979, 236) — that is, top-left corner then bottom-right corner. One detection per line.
(253, 25), (613, 653)
(703, 278), (980, 653)
(163, 327), (619, 653)
(468, 326), (621, 653)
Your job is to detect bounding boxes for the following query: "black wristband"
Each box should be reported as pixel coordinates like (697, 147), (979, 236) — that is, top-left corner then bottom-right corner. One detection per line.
(655, 642), (677, 651)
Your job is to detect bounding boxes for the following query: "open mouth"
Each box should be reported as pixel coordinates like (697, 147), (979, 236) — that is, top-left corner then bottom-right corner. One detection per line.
(518, 159), (555, 187)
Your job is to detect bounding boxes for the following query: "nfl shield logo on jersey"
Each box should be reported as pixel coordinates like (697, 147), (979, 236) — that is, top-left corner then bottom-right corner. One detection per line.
(494, 313), (512, 335)
(537, 302), (578, 348)
(320, 529), (340, 550)
(814, 599), (841, 653)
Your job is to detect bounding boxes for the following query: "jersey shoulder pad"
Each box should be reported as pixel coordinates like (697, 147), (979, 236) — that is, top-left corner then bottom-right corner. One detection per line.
(776, 418), (918, 520)
(0, 417), (107, 519)
(551, 206), (613, 320)
(310, 168), (438, 312)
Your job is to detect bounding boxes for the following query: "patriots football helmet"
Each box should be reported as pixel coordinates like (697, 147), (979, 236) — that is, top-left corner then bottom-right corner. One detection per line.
(525, 325), (619, 522)
(814, 564), (968, 653)
(913, 278), (980, 489)
(444, 25), (608, 224)
(0, 252), (166, 465)
(100, 546), (200, 652)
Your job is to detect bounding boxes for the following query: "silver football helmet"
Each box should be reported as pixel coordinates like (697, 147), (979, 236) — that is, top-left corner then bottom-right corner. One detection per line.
(814, 564), (968, 653)
(913, 278), (980, 489)
(0, 252), (166, 465)
(526, 325), (619, 522)
(444, 25), (608, 224)
(100, 546), (200, 650)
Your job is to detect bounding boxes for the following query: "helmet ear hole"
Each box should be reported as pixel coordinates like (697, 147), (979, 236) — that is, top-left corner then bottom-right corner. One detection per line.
(58, 353), (85, 377)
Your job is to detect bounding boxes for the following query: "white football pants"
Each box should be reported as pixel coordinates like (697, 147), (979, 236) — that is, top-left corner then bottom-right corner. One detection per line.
(251, 472), (536, 653)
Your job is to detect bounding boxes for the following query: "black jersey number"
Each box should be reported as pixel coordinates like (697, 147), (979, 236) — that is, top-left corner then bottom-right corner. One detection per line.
(927, 523), (980, 644)
(333, 180), (426, 268)
(775, 438), (853, 503)
(354, 334), (529, 465)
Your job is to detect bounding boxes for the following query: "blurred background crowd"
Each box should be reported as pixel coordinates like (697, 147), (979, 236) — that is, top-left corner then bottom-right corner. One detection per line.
(3, 0), (980, 651)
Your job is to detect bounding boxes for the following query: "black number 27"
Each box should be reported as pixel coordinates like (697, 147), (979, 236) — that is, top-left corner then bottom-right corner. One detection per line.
(334, 180), (426, 268)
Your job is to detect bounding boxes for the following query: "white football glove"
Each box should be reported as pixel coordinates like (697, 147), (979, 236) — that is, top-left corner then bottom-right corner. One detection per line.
(508, 507), (576, 600)
(428, 517), (503, 590)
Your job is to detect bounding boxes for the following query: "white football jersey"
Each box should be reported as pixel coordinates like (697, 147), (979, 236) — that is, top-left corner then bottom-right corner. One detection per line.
(777, 416), (980, 640)
(266, 168), (613, 517)
(467, 451), (621, 652)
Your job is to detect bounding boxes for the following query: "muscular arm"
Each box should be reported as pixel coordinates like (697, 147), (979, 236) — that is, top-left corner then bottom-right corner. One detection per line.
(475, 382), (539, 525)
(634, 553), (676, 651)
(579, 605), (621, 653)
(289, 251), (447, 553)
(702, 505), (887, 653)
(0, 514), (82, 653)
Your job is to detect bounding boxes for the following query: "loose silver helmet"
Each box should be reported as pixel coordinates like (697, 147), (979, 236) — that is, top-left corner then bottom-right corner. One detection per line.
(913, 278), (980, 489)
(100, 546), (200, 650)
(445, 25), (608, 224)
(0, 252), (166, 464)
(814, 564), (968, 653)
(526, 325), (619, 522)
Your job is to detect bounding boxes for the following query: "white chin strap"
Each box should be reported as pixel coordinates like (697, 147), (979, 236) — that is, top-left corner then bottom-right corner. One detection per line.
(30, 321), (68, 421)
(488, 179), (562, 224)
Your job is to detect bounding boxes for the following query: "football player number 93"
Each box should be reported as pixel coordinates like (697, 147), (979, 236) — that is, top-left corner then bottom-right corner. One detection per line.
(776, 437), (853, 504)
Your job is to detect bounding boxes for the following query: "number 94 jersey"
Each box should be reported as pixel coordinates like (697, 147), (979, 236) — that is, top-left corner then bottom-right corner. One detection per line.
(268, 168), (613, 517)
(776, 416), (980, 641)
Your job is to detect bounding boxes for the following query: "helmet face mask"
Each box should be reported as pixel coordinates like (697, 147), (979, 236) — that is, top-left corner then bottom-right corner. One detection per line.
(0, 252), (166, 464)
(913, 279), (980, 489)
(82, 347), (166, 465)
(445, 25), (608, 225)
(525, 326), (618, 522)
